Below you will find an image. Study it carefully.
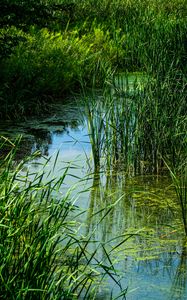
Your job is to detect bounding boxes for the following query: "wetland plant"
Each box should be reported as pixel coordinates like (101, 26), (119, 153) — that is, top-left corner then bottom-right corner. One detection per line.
(167, 164), (187, 236)
(0, 138), (127, 299)
(84, 69), (186, 175)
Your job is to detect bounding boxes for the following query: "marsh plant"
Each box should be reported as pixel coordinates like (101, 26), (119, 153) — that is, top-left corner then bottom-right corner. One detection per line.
(167, 163), (187, 236)
(0, 137), (127, 299)
(84, 69), (186, 175)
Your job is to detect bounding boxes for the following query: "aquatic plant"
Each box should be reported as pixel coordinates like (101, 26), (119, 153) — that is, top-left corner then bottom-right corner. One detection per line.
(0, 137), (127, 299)
(84, 68), (186, 175)
(166, 164), (187, 236)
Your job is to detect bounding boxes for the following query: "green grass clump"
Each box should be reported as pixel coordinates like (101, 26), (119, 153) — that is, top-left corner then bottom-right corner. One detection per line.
(84, 68), (186, 174)
(0, 138), (126, 299)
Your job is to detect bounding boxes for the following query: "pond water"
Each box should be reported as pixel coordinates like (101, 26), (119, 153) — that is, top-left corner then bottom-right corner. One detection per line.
(0, 97), (187, 300)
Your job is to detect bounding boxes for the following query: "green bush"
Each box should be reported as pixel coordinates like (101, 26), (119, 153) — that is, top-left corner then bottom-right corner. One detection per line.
(0, 26), (125, 117)
(0, 0), (186, 118)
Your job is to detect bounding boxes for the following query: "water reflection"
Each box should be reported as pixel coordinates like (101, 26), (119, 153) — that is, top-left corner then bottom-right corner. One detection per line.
(0, 101), (187, 299)
(85, 171), (187, 299)
(170, 241), (187, 300)
(0, 101), (84, 160)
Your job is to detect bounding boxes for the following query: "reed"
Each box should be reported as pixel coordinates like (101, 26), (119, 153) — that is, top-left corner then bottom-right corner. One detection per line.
(84, 67), (186, 175)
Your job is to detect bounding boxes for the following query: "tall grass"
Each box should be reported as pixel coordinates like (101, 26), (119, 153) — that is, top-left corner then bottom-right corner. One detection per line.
(166, 163), (187, 236)
(84, 68), (186, 175)
(80, 5), (184, 173)
(0, 137), (127, 299)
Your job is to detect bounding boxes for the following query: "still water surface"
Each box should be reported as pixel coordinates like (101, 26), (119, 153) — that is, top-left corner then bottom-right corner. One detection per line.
(0, 100), (186, 300)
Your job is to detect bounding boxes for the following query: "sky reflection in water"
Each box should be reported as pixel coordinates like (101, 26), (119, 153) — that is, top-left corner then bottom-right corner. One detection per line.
(0, 102), (187, 300)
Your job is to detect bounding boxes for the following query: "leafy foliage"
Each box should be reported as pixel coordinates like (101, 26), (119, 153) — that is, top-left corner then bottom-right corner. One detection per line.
(0, 0), (186, 120)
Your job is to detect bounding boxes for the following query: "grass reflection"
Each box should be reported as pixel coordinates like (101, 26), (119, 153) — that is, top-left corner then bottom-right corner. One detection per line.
(170, 241), (187, 300)
(85, 170), (187, 299)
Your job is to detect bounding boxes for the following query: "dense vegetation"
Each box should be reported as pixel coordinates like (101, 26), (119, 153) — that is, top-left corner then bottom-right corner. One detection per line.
(0, 0), (186, 298)
(0, 0), (186, 117)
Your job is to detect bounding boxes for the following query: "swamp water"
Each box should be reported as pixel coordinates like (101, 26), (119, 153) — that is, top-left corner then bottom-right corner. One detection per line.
(0, 82), (186, 299)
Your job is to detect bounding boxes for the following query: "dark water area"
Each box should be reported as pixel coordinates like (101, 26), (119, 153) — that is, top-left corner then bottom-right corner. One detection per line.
(0, 99), (187, 300)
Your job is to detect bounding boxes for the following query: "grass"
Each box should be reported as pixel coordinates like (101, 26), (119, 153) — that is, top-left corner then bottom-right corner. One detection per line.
(0, 0), (186, 118)
(0, 137), (127, 299)
(0, 0), (186, 293)
(84, 69), (186, 175)
(165, 161), (187, 236)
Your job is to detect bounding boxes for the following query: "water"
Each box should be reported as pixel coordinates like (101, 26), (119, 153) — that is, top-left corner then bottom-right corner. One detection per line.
(0, 99), (186, 300)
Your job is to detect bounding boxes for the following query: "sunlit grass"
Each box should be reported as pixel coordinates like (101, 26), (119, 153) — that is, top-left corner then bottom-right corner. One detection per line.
(84, 70), (186, 175)
(0, 138), (127, 299)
